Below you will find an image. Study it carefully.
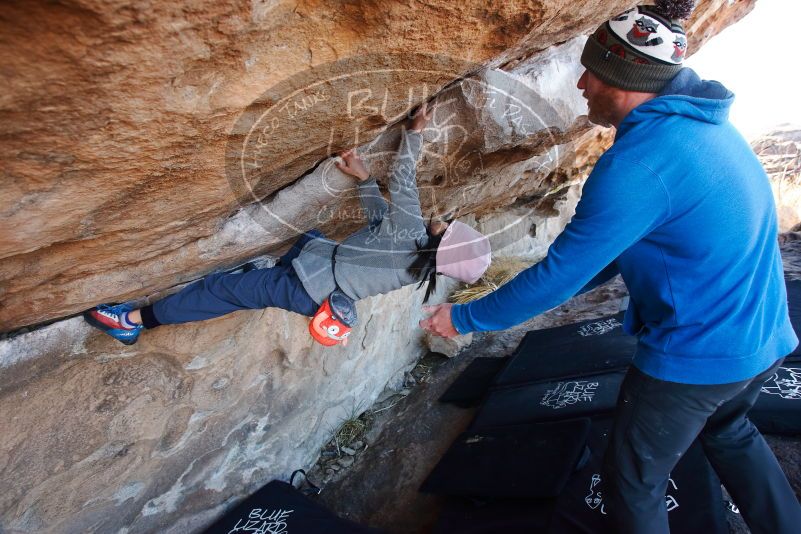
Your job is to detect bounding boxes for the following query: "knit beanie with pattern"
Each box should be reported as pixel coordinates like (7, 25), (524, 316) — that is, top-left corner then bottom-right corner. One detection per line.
(581, 1), (696, 93)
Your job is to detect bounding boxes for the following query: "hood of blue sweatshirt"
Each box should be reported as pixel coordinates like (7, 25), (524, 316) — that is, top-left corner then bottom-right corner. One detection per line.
(616, 68), (735, 140)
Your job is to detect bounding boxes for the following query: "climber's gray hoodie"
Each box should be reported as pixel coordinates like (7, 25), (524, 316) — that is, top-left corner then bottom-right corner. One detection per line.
(292, 130), (428, 305)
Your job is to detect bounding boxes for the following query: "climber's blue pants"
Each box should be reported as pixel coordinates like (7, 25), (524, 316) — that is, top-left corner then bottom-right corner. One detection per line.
(139, 231), (323, 328)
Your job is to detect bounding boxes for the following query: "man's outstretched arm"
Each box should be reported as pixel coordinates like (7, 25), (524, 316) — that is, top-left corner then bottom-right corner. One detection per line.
(577, 261), (620, 295)
(422, 155), (669, 337)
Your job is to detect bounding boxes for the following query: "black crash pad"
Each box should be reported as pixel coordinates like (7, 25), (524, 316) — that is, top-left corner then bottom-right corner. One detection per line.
(548, 417), (727, 534)
(750, 362), (801, 435)
(432, 496), (556, 534)
(438, 357), (509, 408)
(420, 418), (591, 500)
(471, 370), (625, 431)
(202, 479), (382, 534)
(493, 312), (635, 387)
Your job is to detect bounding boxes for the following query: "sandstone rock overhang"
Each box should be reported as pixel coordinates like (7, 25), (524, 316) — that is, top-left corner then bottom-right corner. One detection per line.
(0, 0), (752, 333)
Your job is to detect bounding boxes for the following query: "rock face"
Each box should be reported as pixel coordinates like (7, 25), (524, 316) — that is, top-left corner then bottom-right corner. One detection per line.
(0, 285), (433, 533)
(752, 127), (801, 232)
(0, 0), (748, 332)
(1, 0), (636, 332)
(0, 1), (754, 532)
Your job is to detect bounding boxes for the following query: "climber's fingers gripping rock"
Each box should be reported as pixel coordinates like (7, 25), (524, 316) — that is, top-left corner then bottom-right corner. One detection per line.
(335, 149), (371, 182)
(410, 101), (434, 133)
(419, 303), (459, 338)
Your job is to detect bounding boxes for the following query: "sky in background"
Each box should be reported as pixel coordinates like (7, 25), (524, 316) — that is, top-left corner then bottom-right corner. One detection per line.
(686, 0), (798, 141)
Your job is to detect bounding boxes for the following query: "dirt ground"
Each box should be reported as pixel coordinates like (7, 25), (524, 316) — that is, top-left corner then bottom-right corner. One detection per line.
(310, 236), (801, 533)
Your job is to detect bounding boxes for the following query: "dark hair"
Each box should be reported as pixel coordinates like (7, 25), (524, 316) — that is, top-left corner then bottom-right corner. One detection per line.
(407, 217), (451, 303)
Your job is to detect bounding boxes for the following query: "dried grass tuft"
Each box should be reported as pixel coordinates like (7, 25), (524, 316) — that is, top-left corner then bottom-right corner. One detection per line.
(449, 256), (534, 304)
(330, 406), (373, 456)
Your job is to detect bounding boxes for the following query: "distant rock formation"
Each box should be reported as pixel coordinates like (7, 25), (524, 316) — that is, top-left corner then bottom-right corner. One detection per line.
(752, 126), (801, 232)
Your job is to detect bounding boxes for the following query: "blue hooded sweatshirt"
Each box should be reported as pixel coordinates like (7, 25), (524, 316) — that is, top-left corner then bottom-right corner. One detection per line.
(451, 69), (798, 385)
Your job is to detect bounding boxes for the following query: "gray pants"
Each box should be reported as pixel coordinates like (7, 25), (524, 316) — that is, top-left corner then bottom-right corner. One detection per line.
(603, 358), (801, 533)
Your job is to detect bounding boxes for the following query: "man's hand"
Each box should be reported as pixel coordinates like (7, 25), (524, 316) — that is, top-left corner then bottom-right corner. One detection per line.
(419, 303), (460, 338)
(335, 149), (370, 182)
(409, 101), (434, 133)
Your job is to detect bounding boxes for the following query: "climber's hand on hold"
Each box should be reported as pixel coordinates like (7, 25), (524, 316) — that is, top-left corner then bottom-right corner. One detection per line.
(419, 303), (459, 338)
(409, 101), (434, 133)
(335, 149), (370, 182)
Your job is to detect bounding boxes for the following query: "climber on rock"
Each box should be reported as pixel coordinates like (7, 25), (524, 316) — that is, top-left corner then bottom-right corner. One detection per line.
(421, 1), (801, 532)
(83, 102), (491, 347)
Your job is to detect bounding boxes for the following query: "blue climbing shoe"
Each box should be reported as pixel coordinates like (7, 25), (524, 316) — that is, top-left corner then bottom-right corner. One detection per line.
(83, 303), (143, 345)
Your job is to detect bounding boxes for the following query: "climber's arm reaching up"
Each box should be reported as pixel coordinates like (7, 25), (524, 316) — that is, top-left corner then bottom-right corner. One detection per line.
(385, 102), (433, 234)
(335, 102), (433, 232)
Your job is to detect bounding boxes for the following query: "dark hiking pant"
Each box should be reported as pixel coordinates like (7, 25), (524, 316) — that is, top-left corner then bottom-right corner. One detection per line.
(140, 231), (323, 328)
(603, 357), (801, 534)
